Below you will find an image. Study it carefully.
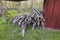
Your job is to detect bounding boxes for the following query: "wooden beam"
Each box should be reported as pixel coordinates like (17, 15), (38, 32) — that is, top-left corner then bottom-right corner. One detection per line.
(0, 0), (6, 22)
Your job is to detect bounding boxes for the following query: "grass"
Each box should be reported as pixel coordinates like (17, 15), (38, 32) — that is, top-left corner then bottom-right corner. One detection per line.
(0, 19), (60, 40)
(0, 1), (60, 39)
(0, 10), (60, 40)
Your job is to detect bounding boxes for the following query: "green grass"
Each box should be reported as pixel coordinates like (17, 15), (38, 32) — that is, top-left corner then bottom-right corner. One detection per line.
(0, 19), (60, 40)
(1, 1), (60, 40)
(0, 10), (60, 40)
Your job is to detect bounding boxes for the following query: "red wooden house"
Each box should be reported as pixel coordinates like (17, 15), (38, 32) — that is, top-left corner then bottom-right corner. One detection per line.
(43, 0), (60, 30)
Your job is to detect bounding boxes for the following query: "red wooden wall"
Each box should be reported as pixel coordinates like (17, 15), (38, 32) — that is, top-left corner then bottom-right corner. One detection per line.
(43, 0), (60, 30)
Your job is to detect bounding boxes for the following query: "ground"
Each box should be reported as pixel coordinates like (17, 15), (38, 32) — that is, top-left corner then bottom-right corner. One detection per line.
(0, 10), (60, 40)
